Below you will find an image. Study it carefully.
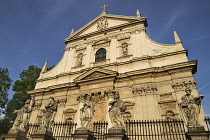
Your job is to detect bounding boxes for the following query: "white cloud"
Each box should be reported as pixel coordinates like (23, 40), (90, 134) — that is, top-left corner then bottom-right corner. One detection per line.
(198, 82), (210, 92)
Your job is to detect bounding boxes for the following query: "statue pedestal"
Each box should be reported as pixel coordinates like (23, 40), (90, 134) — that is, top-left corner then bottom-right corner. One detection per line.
(2, 129), (26, 140)
(72, 127), (95, 140)
(105, 128), (128, 140)
(186, 126), (210, 140)
(30, 129), (55, 140)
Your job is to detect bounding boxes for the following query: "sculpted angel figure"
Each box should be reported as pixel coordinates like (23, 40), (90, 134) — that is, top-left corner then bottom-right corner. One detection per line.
(40, 97), (57, 131)
(80, 95), (95, 130)
(108, 92), (126, 128)
(10, 96), (35, 132)
(180, 88), (204, 127)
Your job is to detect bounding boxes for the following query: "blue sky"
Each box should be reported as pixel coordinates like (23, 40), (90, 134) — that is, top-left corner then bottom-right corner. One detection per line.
(0, 0), (210, 114)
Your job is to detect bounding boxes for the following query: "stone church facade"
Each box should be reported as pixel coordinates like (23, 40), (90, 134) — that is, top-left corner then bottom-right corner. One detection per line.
(30, 9), (205, 126)
(4, 8), (210, 140)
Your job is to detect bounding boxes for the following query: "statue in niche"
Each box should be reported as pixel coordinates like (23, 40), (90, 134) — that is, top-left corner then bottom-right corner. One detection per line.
(108, 91), (126, 128)
(39, 97), (57, 131)
(80, 95), (95, 130)
(180, 88), (204, 127)
(121, 42), (128, 56)
(9, 96), (35, 132)
(76, 53), (83, 66)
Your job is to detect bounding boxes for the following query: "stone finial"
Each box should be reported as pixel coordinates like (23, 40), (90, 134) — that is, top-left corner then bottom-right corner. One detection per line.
(101, 4), (108, 15)
(136, 8), (141, 17)
(41, 60), (48, 73)
(173, 29), (182, 44)
(70, 27), (75, 36)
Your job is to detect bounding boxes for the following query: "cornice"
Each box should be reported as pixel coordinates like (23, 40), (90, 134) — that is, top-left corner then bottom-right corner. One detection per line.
(28, 83), (78, 94)
(119, 60), (197, 78)
(37, 50), (189, 82)
(31, 60), (196, 94)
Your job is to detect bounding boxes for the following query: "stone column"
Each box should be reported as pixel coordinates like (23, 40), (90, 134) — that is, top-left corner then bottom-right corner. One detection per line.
(72, 127), (95, 140)
(30, 130), (55, 140)
(105, 128), (128, 140)
(186, 126), (210, 140)
(2, 130), (26, 140)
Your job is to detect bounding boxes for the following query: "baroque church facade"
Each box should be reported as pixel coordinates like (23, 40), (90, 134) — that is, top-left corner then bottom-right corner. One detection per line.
(4, 8), (210, 140)
(30, 8), (206, 128)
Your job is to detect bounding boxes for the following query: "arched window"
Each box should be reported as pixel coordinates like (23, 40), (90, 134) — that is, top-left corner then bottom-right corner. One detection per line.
(95, 48), (106, 62)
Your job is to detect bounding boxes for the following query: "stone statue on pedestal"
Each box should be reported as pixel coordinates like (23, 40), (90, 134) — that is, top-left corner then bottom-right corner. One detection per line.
(180, 88), (204, 127)
(80, 94), (95, 130)
(39, 97), (57, 131)
(108, 91), (126, 128)
(9, 96), (35, 133)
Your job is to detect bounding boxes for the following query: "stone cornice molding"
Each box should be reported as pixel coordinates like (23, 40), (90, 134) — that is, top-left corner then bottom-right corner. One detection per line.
(30, 60), (196, 95)
(132, 85), (157, 95)
(28, 83), (78, 94)
(172, 80), (196, 91)
(37, 50), (189, 82)
(120, 60), (197, 78)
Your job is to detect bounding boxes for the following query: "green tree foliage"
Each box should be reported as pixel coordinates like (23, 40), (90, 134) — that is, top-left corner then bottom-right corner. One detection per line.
(0, 68), (12, 115)
(5, 65), (41, 122)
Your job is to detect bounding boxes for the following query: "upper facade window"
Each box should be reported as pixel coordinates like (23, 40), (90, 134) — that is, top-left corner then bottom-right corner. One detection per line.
(95, 48), (106, 62)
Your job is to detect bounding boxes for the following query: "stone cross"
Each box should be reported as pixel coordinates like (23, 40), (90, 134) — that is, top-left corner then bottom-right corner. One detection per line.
(101, 4), (108, 11)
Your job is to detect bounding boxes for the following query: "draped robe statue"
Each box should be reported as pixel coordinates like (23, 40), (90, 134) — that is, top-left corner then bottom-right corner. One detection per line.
(40, 97), (57, 131)
(108, 92), (126, 128)
(180, 88), (204, 127)
(9, 96), (35, 132)
(80, 95), (95, 130)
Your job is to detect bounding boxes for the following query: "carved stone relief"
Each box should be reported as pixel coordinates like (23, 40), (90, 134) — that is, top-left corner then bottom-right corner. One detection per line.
(75, 53), (83, 67)
(117, 32), (130, 41)
(132, 85), (157, 95)
(75, 44), (87, 51)
(172, 80), (196, 91)
(121, 42), (129, 57)
(97, 17), (108, 30)
(63, 108), (77, 123)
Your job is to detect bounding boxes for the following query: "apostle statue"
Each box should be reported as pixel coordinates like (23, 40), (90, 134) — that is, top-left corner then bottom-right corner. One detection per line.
(80, 94), (95, 130)
(108, 91), (126, 128)
(9, 96), (35, 132)
(180, 88), (204, 127)
(40, 97), (57, 131)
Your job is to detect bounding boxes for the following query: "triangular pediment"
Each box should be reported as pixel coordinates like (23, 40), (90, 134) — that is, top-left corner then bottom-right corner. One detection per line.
(65, 14), (147, 42)
(74, 68), (118, 82)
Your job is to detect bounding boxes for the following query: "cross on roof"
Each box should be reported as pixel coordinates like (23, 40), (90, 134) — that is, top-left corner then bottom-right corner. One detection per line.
(101, 4), (108, 11)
